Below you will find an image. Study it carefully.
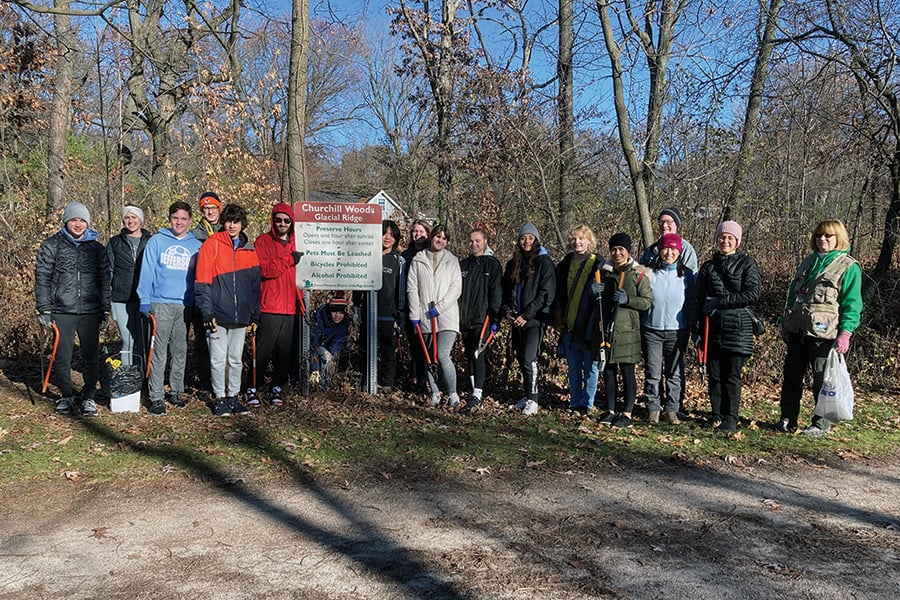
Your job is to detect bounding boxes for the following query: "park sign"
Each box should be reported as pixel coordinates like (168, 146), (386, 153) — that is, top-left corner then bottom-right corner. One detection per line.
(293, 201), (382, 290)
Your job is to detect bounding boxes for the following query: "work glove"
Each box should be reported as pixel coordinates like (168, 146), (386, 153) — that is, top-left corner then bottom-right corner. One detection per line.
(38, 312), (53, 327)
(613, 289), (629, 306)
(309, 370), (321, 385)
(317, 346), (333, 363)
(411, 319), (420, 328)
(247, 322), (258, 335)
(100, 312), (110, 329)
(703, 298), (720, 315)
(590, 282), (604, 299)
(291, 251), (303, 265)
(139, 304), (152, 317)
(490, 323), (500, 334)
(426, 306), (440, 319)
(833, 331), (851, 354)
(204, 317), (218, 333)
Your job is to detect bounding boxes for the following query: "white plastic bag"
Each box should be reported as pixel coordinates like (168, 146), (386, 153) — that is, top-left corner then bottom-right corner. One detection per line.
(814, 349), (854, 422)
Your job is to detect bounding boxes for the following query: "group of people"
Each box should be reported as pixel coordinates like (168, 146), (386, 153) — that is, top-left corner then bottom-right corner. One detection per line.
(35, 197), (862, 436)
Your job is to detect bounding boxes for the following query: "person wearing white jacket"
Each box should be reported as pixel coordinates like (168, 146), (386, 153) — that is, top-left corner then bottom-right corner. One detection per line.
(407, 225), (462, 407)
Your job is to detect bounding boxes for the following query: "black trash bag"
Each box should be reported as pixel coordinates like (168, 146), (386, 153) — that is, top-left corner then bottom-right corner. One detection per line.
(102, 360), (144, 398)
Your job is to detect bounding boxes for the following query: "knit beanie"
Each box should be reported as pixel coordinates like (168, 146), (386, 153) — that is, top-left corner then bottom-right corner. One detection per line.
(659, 233), (683, 253)
(63, 202), (91, 226)
(659, 207), (682, 228)
(122, 205), (144, 224)
(715, 220), (743, 246)
(198, 191), (222, 210)
(517, 222), (540, 243)
(608, 232), (633, 253)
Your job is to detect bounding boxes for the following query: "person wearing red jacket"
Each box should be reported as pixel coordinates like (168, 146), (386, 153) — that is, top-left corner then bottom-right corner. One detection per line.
(194, 204), (261, 417)
(245, 203), (303, 407)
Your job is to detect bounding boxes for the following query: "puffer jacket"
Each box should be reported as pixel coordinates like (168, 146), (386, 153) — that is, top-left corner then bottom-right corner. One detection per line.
(599, 258), (652, 364)
(194, 230), (261, 326)
(407, 248), (462, 334)
(107, 228), (151, 303)
(695, 252), (761, 356)
(502, 250), (556, 326)
(35, 228), (110, 315)
(459, 253), (503, 330)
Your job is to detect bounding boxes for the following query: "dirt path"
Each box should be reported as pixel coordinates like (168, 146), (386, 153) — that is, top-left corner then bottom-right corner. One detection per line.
(2, 457), (899, 599)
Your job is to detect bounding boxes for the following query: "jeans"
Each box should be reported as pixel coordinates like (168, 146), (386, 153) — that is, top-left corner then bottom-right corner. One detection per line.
(707, 348), (747, 425)
(208, 324), (247, 399)
(779, 333), (833, 430)
(111, 301), (144, 367)
(512, 324), (544, 402)
(423, 330), (458, 395)
(51, 313), (100, 399)
(563, 332), (600, 409)
(147, 303), (190, 403)
(642, 328), (687, 413)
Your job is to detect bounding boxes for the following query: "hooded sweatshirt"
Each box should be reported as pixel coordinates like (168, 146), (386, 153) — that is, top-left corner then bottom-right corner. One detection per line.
(256, 203), (300, 315)
(137, 228), (202, 306)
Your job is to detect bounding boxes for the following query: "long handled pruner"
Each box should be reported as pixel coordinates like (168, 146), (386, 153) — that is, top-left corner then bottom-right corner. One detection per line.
(40, 320), (60, 395)
(593, 270), (609, 371)
(473, 315), (496, 359)
(415, 302), (440, 386)
(697, 315), (709, 382)
(249, 327), (258, 389)
(145, 312), (157, 379)
(603, 269), (626, 359)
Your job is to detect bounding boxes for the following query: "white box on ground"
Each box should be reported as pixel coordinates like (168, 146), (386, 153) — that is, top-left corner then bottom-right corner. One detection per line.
(110, 391), (141, 413)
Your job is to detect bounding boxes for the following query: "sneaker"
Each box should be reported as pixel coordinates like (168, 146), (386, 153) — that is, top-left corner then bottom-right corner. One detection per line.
(430, 393), (442, 407)
(802, 425), (828, 437)
(167, 393), (186, 409)
(510, 397), (529, 410)
(81, 398), (98, 417)
(213, 397), (231, 417)
(448, 393), (461, 408)
(149, 400), (167, 416)
(773, 418), (797, 433)
(244, 387), (260, 408)
(229, 396), (250, 415)
(55, 396), (75, 415)
(662, 411), (681, 425)
(269, 386), (284, 407)
(717, 419), (737, 432)
(598, 411), (617, 425)
(711, 417), (723, 429)
(648, 410), (660, 424)
(461, 396), (483, 413)
(612, 414), (633, 428)
(522, 400), (539, 416)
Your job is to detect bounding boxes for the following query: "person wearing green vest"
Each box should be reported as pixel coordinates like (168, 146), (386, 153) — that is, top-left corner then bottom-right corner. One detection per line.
(775, 219), (863, 436)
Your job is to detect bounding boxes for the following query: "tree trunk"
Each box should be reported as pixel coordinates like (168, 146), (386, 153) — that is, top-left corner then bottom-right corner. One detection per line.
(287, 0), (310, 202)
(46, 0), (74, 223)
(557, 0), (575, 238)
(874, 147), (900, 278)
(727, 0), (782, 216)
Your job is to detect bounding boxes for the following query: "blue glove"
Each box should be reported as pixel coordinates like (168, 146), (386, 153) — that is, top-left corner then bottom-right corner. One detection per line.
(490, 323), (500, 334)
(426, 306), (440, 319)
(411, 319), (420, 328)
(613, 289), (628, 305)
(590, 282), (604, 298)
(140, 303), (152, 317)
(703, 298), (720, 315)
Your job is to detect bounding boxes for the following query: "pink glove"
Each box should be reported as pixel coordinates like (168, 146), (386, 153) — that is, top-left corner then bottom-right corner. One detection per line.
(833, 331), (851, 354)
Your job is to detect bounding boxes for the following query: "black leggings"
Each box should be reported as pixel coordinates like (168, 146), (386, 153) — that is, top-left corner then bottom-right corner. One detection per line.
(512, 325), (544, 401)
(604, 362), (636, 413)
(462, 327), (487, 392)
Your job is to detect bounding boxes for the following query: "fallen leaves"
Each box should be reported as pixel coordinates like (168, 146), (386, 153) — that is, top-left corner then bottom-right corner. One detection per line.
(62, 470), (80, 481)
(474, 466), (491, 476)
(762, 498), (781, 510)
(89, 527), (110, 539)
(57, 435), (73, 446)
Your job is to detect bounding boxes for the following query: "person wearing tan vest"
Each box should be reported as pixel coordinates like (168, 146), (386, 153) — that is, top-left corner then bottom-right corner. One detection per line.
(775, 219), (862, 436)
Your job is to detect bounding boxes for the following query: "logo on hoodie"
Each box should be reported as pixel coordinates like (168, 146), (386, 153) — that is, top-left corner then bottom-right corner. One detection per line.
(161, 245), (194, 271)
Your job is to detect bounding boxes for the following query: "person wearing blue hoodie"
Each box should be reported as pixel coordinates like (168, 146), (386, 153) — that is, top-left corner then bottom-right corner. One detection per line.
(137, 201), (202, 415)
(35, 202), (111, 417)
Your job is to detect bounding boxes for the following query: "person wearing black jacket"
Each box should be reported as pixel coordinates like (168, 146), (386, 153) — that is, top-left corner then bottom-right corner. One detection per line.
(399, 219), (431, 391)
(35, 202), (111, 417)
(107, 205), (151, 367)
(502, 223), (556, 416)
(458, 227), (503, 412)
(694, 220), (761, 432)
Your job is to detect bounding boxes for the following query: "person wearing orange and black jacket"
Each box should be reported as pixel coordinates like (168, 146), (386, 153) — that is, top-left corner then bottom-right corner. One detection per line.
(189, 191), (224, 396)
(194, 203), (261, 417)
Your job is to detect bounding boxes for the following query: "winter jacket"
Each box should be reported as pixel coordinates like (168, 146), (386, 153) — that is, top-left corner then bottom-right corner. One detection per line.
(256, 204), (300, 316)
(407, 248), (462, 334)
(398, 245), (425, 315)
(599, 258), (652, 364)
(35, 228), (111, 315)
(695, 252), (761, 356)
(502, 249), (556, 327)
(194, 230), (261, 326)
(458, 253), (503, 330)
(642, 261), (697, 331)
(640, 238), (699, 273)
(552, 252), (603, 344)
(781, 250), (862, 338)
(310, 305), (350, 357)
(191, 218), (221, 242)
(378, 250), (403, 320)
(137, 228), (202, 307)
(107, 228), (151, 303)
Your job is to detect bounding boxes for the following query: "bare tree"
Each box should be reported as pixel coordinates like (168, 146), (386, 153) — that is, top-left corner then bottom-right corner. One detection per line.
(46, 0), (75, 221)
(557, 0), (575, 233)
(286, 0), (309, 202)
